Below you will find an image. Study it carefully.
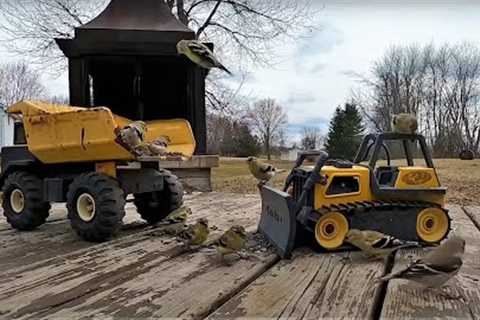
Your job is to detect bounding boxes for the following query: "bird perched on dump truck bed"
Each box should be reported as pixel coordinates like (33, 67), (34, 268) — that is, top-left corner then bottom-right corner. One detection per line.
(392, 113), (418, 134)
(247, 157), (284, 184)
(117, 121), (147, 153)
(177, 40), (232, 75)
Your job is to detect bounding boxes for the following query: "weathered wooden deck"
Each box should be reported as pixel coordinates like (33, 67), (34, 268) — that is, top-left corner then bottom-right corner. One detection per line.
(0, 193), (479, 319)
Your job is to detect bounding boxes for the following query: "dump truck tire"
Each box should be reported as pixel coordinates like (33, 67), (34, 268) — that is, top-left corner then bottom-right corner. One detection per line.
(134, 171), (184, 225)
(67, 173), (125, 242)
(1, 171), (51, 231)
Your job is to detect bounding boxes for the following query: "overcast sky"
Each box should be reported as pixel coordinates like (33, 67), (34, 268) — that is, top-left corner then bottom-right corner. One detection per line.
(2, 1), (480, 144)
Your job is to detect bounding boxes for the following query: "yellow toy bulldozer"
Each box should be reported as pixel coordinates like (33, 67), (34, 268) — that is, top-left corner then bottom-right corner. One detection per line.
(259, 132), (450, 258)
(0, 101), (196, 241)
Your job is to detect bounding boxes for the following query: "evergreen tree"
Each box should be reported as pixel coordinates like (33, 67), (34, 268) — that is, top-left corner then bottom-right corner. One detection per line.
(220, 122), (261, 157)
(325, 103), (365, 160)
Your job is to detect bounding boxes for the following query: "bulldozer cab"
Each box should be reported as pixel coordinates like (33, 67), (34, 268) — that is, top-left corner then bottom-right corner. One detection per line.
(354, 132), (445, 204)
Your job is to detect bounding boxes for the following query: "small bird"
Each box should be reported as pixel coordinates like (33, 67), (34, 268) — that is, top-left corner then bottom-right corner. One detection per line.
(165, 207), (191, 224)
(345, 229), (420, 259)
(177, 218), (210, 247)
(247, 157), (283, 184)
(118, 121), (147, 150)
(378, 236), (465, 293)
(147, 136), (171, 156)
(392, 113), (418, 134)
(214, 225), (248, 259)
(177, 40), (232, 75)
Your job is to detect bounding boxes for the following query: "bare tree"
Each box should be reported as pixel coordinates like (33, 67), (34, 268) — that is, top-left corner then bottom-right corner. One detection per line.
(0, 0), (108, 72)
(352, 42), (480, 157)
(247, 98), (287, 160)
(0, 61), (46, 108)
(300, 127), (323, 150)
(0, 0), (317, 71)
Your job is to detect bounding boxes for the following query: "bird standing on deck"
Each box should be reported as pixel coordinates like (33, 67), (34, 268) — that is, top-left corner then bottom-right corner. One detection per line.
(247, 157), (283, 185)
(378, 236), (465, 295)
(177, 218), (210, 247)
(345, 229), (421, 259)
(392, 113), (418, 134)
(165, 207), (191, 224)
(214, 225), (248, 259)
(177, 40), (232, 75)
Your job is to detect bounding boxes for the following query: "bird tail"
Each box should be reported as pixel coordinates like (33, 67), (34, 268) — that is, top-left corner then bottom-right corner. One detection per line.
(376, 272), (400, 283)
(220, 64), (233, 75)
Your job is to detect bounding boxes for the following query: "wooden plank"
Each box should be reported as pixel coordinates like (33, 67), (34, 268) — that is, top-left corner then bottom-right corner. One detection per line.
(0, 193), (207, 272)
(462, 206), (480, 232)
(209, 248), (386, 319)
(381, 205), (480, 319)
(35, 248), (277, 319)
(0, 204), (148, 273)
(0, 193), (263, 318)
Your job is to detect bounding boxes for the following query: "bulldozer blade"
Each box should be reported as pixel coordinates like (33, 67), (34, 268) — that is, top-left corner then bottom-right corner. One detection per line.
(258, 185), (297, 259)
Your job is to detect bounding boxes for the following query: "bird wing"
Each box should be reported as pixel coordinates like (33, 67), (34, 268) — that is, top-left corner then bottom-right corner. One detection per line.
(397, 257), (461, 280)
(187, 41), (219, 67)
(178, 226), (195, 241)
(260, 165), (275, 174)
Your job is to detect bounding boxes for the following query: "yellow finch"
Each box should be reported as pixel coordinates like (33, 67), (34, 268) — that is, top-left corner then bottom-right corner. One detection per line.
(177, 40), (232, 75)
(378, 236), (465, 290)
(118, 121), (147, 150)
(345, 229), (420, 259)
(165, 207), (191, 224)
(214, 225), (248, 258)
(148, 136), (171, 156)
(247, 157), (284, 184)
(392, 113), (418, 134)
(177, 218), (209, 247)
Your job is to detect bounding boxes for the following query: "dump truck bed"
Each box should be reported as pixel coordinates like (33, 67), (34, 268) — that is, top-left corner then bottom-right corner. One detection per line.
(7, 101), (196, 164)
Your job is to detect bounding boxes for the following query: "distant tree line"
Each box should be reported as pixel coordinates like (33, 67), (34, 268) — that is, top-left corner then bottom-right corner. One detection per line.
(352, 42), (480, 157)
(207, 98), (289, 158)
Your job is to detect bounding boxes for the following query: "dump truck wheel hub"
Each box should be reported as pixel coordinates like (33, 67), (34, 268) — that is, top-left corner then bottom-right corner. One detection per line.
(315, 212), (349, 249)
(10, 189), (25, 214)
(416, 208), (449, 243)
(77, 193), (96, 222)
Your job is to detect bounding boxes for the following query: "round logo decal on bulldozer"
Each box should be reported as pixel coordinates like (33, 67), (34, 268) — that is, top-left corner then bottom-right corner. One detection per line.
(401, 171), (432, 185)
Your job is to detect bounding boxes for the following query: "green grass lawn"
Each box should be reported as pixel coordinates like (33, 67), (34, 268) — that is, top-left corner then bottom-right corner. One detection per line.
(212, 157), (480, 206)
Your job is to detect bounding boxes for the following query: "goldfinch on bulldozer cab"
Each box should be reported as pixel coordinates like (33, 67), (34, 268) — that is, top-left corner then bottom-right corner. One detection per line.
(392, 113), (418, 134)
(177, 40), (232, 75)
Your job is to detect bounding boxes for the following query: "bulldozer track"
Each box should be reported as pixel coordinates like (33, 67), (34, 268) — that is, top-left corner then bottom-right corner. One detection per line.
(303, 200), (451, 243)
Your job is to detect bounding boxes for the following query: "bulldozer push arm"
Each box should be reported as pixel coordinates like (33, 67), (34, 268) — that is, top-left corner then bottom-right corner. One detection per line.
(259, 152), (329, 258)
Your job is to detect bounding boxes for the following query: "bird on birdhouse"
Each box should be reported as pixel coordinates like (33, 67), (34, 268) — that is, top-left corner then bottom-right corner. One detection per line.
(177, 40), (232, 75)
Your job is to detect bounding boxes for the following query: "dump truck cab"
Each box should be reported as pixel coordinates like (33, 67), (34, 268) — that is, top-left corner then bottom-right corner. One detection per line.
(0, 101), (195, 242)
(259, 132), (450, 258)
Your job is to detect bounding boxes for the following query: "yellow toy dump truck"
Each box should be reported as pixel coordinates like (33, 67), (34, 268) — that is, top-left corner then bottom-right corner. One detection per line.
(259, 132), (451, 258)
(0, 101), (196, 241)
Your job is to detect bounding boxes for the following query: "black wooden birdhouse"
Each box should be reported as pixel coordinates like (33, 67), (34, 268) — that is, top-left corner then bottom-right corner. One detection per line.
(56, 0), (208, 153)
